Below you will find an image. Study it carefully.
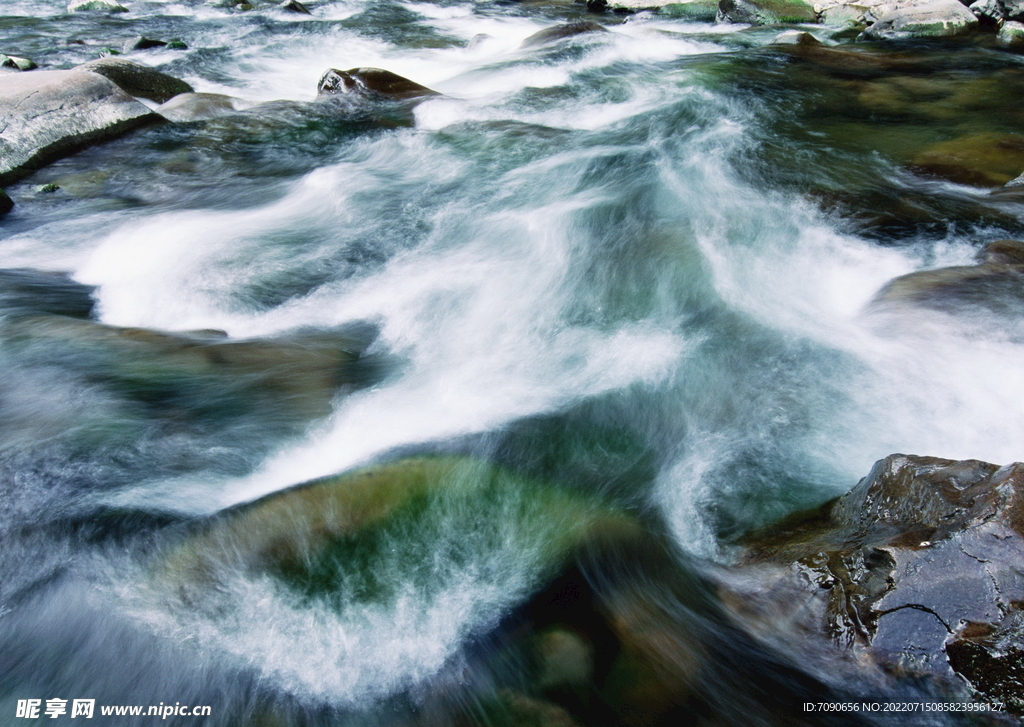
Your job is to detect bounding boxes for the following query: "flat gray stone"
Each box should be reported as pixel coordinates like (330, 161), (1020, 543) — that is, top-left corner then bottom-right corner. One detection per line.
(0, 69), (158, 185)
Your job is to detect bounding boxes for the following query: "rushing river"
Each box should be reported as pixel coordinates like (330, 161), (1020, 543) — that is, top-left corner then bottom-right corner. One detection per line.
(3, 0), (1024, 724)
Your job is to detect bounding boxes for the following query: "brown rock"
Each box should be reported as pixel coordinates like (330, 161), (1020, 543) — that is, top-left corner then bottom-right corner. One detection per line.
(316, 67), (438, 100)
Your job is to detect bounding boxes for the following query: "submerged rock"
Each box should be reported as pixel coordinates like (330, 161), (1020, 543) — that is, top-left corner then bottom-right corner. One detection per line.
(316, 67), (438, 100)
(0, 269), (96, 319)
(155, 456), (642, 604)
(155, 92), (244, 122)
(862, 0), (979, 38)
(76, 57), (194, 103)
(520, 22), (609, 48)
(909, 133), (1024, 187)
(0, 69), (158, 185)
(2, 315), (386, 425)
(738, 453), (1024, 709)
(871, 240), (1024, 320)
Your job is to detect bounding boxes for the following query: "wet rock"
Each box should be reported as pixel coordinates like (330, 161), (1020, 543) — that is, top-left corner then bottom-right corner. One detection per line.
(123, 36), (167, 52)
(862, 0), (979, 38)
(2, 315), (386, 424)
(520, 22), (609, 48)
(68, 0), (128, 10)
(316, 67), (438, 100)
(659, 0), (720, 19)
(909, 133), (1024, 187)
(0, 269), (96, 319)
(998, 18), (1024, 42)
(871, 252), (1024, 319)
(739, 453), (1024, 707)
(980, 238), (1024, 264)
(280, 0), (311, 12)
(770, 29), (824, 44)
(0, 189), (12, 217)
(155, 92), (244, 122)
(0, 69), (158, 185)
(718, 0), (818, 23)
(1, 55), (38, 71)
(76, 57), (194, 103)
(166, 40), (188, 50)
(534, 628), (595, 690)
(156, 456), (642, 604)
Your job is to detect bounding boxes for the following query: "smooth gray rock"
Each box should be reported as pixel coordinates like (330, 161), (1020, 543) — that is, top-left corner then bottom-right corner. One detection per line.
(0, 69), (158, 185)
(155, 92), (243, 122)
(863, 0), (979, 38)
(76, 57), (193, 103)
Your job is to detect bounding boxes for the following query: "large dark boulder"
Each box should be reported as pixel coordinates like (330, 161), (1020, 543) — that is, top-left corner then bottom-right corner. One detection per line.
(0, 69), (158, 185)
(737, 453), (1024, 711)
(76, 57), (194, 103)
(316, 67), (438, 101)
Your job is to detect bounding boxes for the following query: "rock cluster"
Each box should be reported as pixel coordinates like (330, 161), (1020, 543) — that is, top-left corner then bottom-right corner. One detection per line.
(733, 453), (1024, 712)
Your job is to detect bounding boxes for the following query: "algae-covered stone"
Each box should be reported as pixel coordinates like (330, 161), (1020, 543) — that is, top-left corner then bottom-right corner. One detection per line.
(863, 0), (979, 38)
(76, 57), (194, 103)
(155, 456), (641, 604)
(910, 132), (1024, 187)
(719, 0), (817, 24)
(1, 55), (38, 71)
(998, 19), (1024, 43)
(660, 0), (720, 19)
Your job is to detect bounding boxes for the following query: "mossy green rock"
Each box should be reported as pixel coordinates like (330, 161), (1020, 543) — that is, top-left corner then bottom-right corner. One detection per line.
(156, 456), (641, 606)
(660, 0), (719, 20)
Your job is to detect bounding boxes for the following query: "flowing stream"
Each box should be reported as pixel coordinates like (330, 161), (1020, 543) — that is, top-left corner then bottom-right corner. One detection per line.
(3, 0), (1024, 724)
